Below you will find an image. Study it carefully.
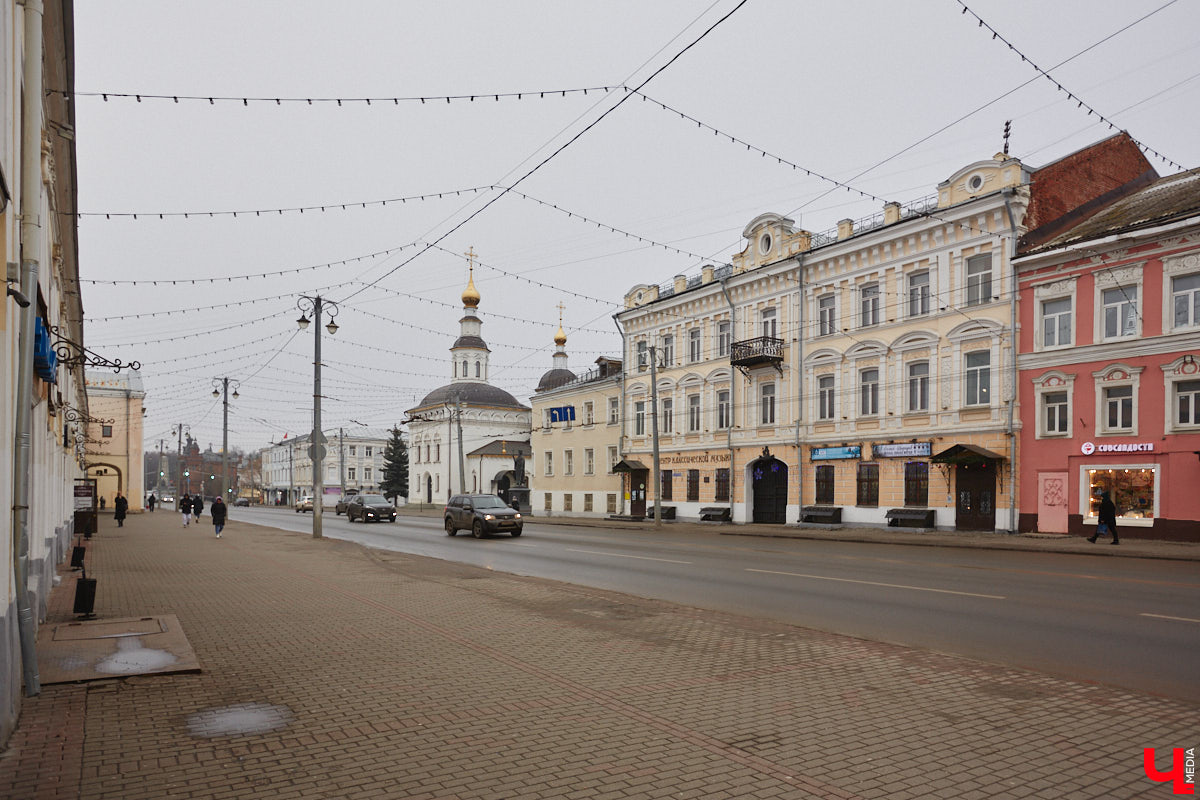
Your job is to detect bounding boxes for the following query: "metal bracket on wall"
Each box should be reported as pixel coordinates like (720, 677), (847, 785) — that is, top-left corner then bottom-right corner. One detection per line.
(50, 324), (141, 372)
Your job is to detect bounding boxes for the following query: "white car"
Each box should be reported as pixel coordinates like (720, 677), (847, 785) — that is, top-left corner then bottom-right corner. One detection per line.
(295, 496), (314, 513)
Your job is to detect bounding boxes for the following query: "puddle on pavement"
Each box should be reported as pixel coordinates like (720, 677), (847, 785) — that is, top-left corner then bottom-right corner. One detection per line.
(186, 702), (294, 738)
(96, 636), (179, 674)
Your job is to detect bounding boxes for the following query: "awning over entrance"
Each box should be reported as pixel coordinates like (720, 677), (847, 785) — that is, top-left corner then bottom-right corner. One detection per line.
(611, 459), (649, 473)
(931, 443), (1006, 465)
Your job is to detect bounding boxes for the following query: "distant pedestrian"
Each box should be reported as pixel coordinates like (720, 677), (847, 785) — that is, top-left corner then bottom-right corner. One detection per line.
(99, 495), (106, 510)
(148, 493), (157, 512)
(1088, 491), (1120, 545)
(192, 494), (204, 519)
(181, 493), (192, 526)
(113, 492), (128, 527)
(211, 496), (227, 538)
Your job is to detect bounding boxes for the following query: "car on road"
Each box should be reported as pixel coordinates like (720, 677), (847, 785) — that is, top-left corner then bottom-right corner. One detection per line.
(444, 494), (523, 538)
(346, 493), (396, 523)
(295, 495), (314, 513)
(162, 495), (175, 504)
(334, 490), (360, 515)
(233, 497), (250, 507)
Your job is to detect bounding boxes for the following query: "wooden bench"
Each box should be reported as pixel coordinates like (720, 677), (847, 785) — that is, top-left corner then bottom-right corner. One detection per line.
(801, 506), (842, 524)
(699, 507), (732, 522)
(885, 508), (936, 528)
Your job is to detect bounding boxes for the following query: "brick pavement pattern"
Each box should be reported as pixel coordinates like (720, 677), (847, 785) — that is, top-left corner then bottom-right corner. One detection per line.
(1, 510), (1196, 799)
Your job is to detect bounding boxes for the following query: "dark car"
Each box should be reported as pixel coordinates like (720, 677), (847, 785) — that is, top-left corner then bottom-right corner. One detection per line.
(233, 497), (250, 507)
(335, 490), (360, 515)
(346, 493), (396, 523)
(444, 494), (523, 538)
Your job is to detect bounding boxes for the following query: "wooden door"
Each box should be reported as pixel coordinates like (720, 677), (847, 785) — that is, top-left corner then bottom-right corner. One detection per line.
(955, 462), (996, 530)
(630, 470), (648, 517)
(752, 458), (788, 524)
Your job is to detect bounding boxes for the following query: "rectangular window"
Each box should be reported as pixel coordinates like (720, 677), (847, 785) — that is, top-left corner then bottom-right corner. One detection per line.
(908, 271), (930, 317)
(717, 390), (731, 429)
(818, 294), (836, 336)
(717, 321), (731, 356)
(687, 469), (700, 502)
(860, 369), (879, 416)
(564, 450), (574, 476)
(607, 494), (617, 514)
(661, 335), (675, 366)
(1041, 298), (1072, 348)
(856, 463), (879, 507)
(904, 462), (928, 507)
(544, 451), (553, 476)
(1044, 391), (1069, 434)
(584, 401), (594, 425)
(365, 447), (372, 457)
(584, 448), (594, 475)
(860, 283), (880, 327)
(564, 494), (573, 511)
(364, 467), (372, 480)
(1086, 467), (1156, 521)
(349, 446), (357, 456)
(348, 467), (357, 480)
(761, 307), (778, 338)
(966, 254), (993, 306)
(660, 469), (673, 501)
(688, 394), (701, 432)
(760, 383), (776, 425)
(1177, 380), (1200, 426)
(907, 362), (929, 412)
(965, 351), (991, 406)
(1104, 385), (1134, 430)
(635, 401), (646, 436)
(660, 398), (673, 434)
(637, 340), (648, 370)
(689, 327), (702, 362)
(584, 493), (593, 512)
(818, 375), (835, 420)
(715, 468), (730, 502)
(815, 464), (835, 505)
(102, 425), (113, 437)
(609, 396), (619, 424)
(545, 493), (553, 511)
(1102, 286), (1138, 339)
(1172, 274), (1200, 329)
(608, 446), (618, 473)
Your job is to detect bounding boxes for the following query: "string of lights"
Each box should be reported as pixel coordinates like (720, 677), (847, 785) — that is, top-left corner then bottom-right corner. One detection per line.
(954, 0), (1185, 171)
(86, 289), (318, 321)
(89, 310), (288, 347)
(424, 243), (618, 307)
(340, 305), (616, 353)
(50, 85), (621, 106)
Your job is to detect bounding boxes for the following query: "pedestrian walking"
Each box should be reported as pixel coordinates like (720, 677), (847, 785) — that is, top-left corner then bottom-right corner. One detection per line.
(192, 494), (204, 520)
(211, 496), (227, 538)
(180, 493), (192, 527)
(113, 492), (128, 527)
(1088, 490), (1121, 545)
(148, 493), (156, 512)
(99, 495), (106, 510)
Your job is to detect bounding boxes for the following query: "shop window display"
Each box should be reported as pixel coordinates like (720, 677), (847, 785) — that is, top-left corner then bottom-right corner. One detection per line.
(1086, 467), (1156, 521)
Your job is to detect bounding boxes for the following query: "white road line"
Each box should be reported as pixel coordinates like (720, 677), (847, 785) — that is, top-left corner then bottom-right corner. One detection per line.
(567, 548), (692, 565)
(746, 568), (1006, 599)
(1140, 613), (1200, 624)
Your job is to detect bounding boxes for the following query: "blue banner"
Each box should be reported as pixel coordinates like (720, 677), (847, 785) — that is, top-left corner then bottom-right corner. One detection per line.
(811, 445), (861, 461)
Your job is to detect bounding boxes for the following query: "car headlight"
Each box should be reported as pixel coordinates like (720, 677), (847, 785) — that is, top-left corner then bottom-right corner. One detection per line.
(514, 513), (521, 519)
(484, 514), (495, 520)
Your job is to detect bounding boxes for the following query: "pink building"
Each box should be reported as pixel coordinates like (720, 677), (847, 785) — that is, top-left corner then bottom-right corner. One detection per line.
(1016, 166), (1200, 540)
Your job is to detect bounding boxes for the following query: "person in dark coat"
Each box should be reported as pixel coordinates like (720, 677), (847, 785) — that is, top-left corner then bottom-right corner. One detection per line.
(148, 493), (156, 512)
(1088, 490), (1120, 545)
(192, 494), (205, 519)
(210, 496), (227, 538)
(113, 492), (128, 527)
(181, 493), (192, 526)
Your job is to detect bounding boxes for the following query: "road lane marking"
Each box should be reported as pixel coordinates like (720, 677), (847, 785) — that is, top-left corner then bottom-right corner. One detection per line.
(746, 568), (1005, 599)
(567, 548), (692, 565)
(1140, 613), (1200, 624)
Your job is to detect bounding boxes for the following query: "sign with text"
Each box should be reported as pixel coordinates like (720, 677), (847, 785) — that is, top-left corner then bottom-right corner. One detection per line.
(1081, 441), (1154, 455)
(659, 452), (731, 465)
(811, 445), (862, 461)
(73, 483), (96, 510)
(548, 406), (576, 423)
(872, 442), (932, 459)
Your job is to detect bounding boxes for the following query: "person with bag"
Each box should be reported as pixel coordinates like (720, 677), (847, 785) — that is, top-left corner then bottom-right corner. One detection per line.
(180, 493), (192, 527)
(192, 494), (205, 520)
(210, 496), (227, 539)
(113, 492), (128, 528)
(1088, 490), (1120, 545)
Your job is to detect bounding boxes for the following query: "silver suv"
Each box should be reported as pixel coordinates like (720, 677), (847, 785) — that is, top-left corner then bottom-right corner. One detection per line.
(444, 494), (523, 538)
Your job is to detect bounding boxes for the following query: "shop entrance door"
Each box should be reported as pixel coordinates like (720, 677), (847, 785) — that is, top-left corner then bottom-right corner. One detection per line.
(955, 461), (996, 530)
(751, 458), (788, 524)
(629, 470), (648, 518)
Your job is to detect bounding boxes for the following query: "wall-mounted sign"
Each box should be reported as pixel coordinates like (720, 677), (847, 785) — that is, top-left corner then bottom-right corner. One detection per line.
(548, 406), (576, 423)
(811, 445), (862, 461)
(1080, 441), (1152, 453)
(872, 442), (932, 459)
(660, 452), (731, 465)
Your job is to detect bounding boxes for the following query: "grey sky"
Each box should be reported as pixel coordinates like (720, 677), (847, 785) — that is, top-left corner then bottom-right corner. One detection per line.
(71, 0), (1200, 454)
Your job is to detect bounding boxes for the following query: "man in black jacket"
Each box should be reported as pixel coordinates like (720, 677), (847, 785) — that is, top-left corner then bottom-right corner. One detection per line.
(192, 494), (204, 520)
(210, 496), (227, 538)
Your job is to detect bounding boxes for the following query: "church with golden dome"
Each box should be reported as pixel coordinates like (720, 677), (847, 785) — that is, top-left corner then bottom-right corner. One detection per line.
(405, 250), (532, 505)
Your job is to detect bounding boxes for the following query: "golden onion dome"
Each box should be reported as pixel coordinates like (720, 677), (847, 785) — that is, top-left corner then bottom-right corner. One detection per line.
(554, 325), (567, 346)
(461, 269), (480, 308)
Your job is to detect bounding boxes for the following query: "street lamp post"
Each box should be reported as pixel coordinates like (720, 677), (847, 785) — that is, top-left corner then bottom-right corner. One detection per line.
(297, 294), (339, 539)
(212, 378), (241, 503)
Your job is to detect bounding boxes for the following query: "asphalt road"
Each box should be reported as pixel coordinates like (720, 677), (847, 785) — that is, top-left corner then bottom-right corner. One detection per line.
(234, 506), (1200, 703)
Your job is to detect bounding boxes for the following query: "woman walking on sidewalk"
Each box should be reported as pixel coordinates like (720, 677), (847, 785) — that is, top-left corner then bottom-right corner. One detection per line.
(211, 496), (227, 538)
(114, 492), (128, 527)
(1088, 490), (1120, 545)
(192, 494), (204, 521)
(180, 493), (192, 527)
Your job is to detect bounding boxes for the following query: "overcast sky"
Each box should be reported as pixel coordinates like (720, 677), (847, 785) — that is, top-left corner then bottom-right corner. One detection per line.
(71, 0), (1200, 455)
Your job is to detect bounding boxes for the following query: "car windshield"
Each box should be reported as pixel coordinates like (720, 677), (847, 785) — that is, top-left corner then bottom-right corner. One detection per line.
(359, 494), (387, 503)
(472, 496), (508, 509)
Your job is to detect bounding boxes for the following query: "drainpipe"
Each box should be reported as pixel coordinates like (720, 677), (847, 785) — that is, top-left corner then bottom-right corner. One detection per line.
(793, 254), (806, 521)
(613, 314), (626, 514)
(13, 0), (44, 697)
(719, 277), (737, 519)
(1002, 188), (1020, 535)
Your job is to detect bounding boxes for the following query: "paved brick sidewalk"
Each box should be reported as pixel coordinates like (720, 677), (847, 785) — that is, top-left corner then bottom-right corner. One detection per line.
(2, 510), (1195, 799)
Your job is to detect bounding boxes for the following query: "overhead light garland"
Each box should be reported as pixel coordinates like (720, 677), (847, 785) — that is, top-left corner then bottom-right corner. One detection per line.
(48, 85), (620, 106)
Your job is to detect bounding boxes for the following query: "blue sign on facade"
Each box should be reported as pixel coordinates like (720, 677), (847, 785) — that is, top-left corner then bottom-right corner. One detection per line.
(548, 406), (576, 423)
(810, 445), (862, 461)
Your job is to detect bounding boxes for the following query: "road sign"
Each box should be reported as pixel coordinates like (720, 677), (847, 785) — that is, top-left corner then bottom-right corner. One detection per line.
(312, 430), (328, 444)
(307, 444), (327, 461)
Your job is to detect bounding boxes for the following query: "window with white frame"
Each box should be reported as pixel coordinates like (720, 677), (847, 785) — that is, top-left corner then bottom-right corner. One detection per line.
(1084, 465), (1157, 524)
(636, 340), (648, 370)
(544, 451), (553, 476)
(860, 283), (880, 327)
(818, 294), (836, 336)
(1043, 391), (1069, 435)
(1104, 387), (1134, 431)
(964, 350), (991, 406)
(1041, 297), (1072, 348)
(608, 446), (618, 473)
(608, 396), (619, 424)
(717, 320), (731, 356)
(364, 467), (372, 480)
(584, 448), (594, 475)
(760, 382), (776, 425)
(818, 374), (835, 420)
(907, 361), (929, 412)
(860, 368), (879, 416)
(365, 447), (372, 457)
(584, 401), (594, 425)
(1171, 273), (1200, 330)
(564, 450), (574, 476)
(1094, 364), (1142, 434)
(661, 335), (675, 366)
(1101, 286), (1138, 339)
(908, 271), (930, 317)
(1162, 356), (1200, 432)
(634, 401), (645, 436)
(688, 393), (702, 432)
(761, 307), (777, 338)
(660, 398), (673, 434)
(717, 389), (731, 429)
(348, 467), (357, 480)
(966, 253), (993, 306)
(349, 446), (357, 456)
(688, 327), (702, 362)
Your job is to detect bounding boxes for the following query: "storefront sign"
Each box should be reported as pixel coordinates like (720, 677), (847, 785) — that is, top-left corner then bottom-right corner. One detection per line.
(1081, 441), (1154, 455)
(871, 442), (931, 459)
(660, 452), (731, 465)
(73, 484), (95, 510)
(811, 445), (862, 461)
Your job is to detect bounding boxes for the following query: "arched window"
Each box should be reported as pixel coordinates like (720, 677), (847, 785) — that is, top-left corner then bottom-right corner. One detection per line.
(462, 360), (468, 376)
(475, 360), (481, 377)
(453, 362), (457, 377)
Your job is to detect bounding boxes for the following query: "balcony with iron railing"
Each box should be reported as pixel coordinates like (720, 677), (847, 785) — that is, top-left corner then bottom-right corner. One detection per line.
(730, 336), (784, 368)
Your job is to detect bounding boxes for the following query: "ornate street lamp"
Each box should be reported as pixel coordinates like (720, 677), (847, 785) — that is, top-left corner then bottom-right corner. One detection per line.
(296, 295), (339, 538)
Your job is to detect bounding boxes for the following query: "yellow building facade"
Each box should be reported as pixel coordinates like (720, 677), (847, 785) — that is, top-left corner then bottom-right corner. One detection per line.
(85, 371), (146, 511)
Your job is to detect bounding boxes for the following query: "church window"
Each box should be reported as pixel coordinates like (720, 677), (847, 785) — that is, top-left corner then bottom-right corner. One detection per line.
(462, 359), (468, 376)
(475, 360), (481, 377)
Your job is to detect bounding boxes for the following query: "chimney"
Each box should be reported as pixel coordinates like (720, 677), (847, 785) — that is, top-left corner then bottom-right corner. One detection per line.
(674, 274), (688, 293)
(884, 202), (901, 225)
(838, 219), (854, 240)
(701, 264), (715, 284)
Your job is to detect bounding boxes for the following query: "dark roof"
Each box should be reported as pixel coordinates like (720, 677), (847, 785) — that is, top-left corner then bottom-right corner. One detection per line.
(415, 382), (528, 411)
(931, 444), (1005, 464)
(467, 440), (532, 457)
(536, 368), (577, 392)
(451, 335), (490, 351)
(1023, 167), (1200, 255)
(612, 458), (649, 472)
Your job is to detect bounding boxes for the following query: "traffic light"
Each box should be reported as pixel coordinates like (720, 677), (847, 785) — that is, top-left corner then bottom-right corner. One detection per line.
(209, 474), (215, 480)
(183, 470), (190, 477)
(159, 471), (164, 476)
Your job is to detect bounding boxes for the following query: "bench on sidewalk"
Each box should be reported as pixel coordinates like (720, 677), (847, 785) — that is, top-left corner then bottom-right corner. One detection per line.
(801, 506), (842, 524)
(649, 505), (676, 520)
(885, 508), (936, 528)
(699, 506), (731, 522)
